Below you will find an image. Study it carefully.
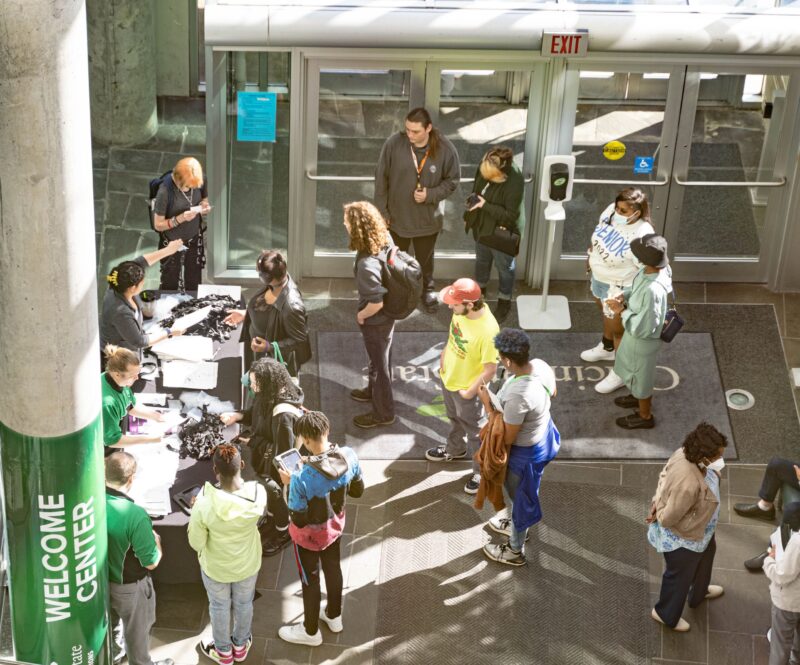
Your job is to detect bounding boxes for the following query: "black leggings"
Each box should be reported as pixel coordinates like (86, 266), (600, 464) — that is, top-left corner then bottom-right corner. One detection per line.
(390, 230), (438, 292)
(293, 537), (343, 635)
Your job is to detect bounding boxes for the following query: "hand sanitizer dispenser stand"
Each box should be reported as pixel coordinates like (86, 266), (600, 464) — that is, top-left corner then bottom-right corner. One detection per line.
(517, 155), (575, 330)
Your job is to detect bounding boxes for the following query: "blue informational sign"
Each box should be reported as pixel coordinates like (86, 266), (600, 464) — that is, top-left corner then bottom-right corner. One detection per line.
(236, 91), (277, 142)
(633, 156), (654, 174)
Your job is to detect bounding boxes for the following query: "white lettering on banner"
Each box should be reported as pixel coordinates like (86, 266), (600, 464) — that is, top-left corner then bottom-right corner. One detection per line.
(73, 498), (98, 603)
(39, 494), (71, 623)
(38, 492), (100, 621)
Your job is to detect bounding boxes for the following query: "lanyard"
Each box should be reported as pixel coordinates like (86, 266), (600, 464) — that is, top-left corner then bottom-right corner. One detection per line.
(410, 146), (429, 188)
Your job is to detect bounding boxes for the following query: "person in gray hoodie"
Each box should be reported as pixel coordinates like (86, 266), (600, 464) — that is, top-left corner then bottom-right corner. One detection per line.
(764, 512), (800, 665)
(374, 107), (460, 312)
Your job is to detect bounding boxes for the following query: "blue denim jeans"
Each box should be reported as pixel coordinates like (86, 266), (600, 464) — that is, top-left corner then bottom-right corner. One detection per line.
(201, 571), (258, 652)
(474, 241), (516, 300)
(504, 469), (528, 552)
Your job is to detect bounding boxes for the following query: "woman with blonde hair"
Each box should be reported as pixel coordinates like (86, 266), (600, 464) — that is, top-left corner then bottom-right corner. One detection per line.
(101, 345), (167, 449)
(152, 157), (210, 291)
(464, 145), (525, 323)
(343, 201), (396, 429)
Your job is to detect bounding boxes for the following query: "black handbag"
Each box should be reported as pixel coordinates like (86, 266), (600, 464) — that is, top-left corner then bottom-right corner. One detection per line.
(659, 287), (683, 343)
(478, 225), (521, 257)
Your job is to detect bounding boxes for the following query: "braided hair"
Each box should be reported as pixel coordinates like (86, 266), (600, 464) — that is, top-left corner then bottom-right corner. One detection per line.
(250, 357), (302, 420)
(212, 443), (241, 478)
(107, 261), (145, 294)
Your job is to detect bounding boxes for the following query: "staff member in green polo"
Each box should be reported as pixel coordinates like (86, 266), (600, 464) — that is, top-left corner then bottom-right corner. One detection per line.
(105, 452), (173, 665)
(102, 345), (165, 448)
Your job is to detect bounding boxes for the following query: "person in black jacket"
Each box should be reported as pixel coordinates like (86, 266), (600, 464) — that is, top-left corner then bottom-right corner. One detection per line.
(224, 250), (311, 373)
(464, 146), (525, 323)
(220, 357), (305, 556)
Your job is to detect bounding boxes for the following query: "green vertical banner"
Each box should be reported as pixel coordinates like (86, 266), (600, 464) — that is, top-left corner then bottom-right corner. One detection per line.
(1, 416), (110, 665)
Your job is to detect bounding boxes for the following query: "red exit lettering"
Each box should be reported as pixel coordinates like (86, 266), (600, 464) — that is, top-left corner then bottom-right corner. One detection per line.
(550, 34), (583, 55)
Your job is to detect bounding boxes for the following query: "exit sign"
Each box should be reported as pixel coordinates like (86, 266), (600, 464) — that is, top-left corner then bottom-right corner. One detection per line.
(542, 31), (589, 57)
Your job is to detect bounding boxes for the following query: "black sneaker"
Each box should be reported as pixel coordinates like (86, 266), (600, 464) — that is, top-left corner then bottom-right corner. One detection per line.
(261, 528), (291, 557)
(616, 411), (655, 429)
(350, 387), (372, 402)
(744, 551), (768, 572)
(733, 502), (776, 521)
(492, 298), (512, 323)
(353, 412), (396, 429)
(464, 473), (481, 495)
(425, 445), (466, 462)
(422, 290), (438, 313)
(614, 394), (639, 409)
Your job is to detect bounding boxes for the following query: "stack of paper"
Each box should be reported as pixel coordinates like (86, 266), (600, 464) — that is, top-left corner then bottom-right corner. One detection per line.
(162, 360), (219, 390)
(151, 336), (215, 362)
(127, 441), (182, 517)
(198, 284), (242, 300)
(136, 409), (186, 437)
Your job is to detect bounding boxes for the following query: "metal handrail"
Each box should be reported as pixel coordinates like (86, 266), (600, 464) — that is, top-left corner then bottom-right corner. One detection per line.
(673, 175), (786, 187)
(573, 177), (669, 186)
(305, 172), (535, 184)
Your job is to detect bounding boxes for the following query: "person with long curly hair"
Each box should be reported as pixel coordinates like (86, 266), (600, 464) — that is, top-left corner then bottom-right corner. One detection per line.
(189, 443), (266, 665)
(647, 422), (728, 632)
(220, 357), (304, 556)
(343, 201), (396, 429)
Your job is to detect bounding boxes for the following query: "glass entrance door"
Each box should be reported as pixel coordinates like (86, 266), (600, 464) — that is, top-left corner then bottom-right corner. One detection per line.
(553, 65), (795, 282)
(301, 57), (543, 277)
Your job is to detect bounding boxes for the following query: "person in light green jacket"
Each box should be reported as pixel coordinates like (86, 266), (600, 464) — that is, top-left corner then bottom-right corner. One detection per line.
(605, 234), (672, 430)
(188, 444), (267, 665)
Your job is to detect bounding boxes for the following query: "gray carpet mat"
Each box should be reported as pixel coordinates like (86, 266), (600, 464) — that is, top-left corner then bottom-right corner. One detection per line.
(315, 330), (736, 460)
(373, 472), (650, 665)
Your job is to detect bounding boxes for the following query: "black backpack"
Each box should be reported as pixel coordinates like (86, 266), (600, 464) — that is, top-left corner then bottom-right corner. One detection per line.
(147, 171), (174, 231)
(379, 246), (423, 319)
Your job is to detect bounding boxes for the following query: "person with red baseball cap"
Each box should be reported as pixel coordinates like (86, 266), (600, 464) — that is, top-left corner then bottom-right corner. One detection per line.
(426, 278), (499, 494)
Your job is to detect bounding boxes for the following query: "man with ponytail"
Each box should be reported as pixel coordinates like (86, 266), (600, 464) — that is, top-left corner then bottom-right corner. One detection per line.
(188, 444), (267, 665)
(375, 107), (461, 312)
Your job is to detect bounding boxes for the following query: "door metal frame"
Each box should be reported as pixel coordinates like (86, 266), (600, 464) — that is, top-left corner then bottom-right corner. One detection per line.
(547, 60), (686, 281)
(299, 50), (548, 279)
(664, 64), (800, 282)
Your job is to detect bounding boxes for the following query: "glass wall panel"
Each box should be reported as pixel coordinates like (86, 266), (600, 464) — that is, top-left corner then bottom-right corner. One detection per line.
(676, 73), (769, 257)
(563, 70), (670, 255)
(314, 69), (411, 252)
(226, 51), (291, 269)
(437, 70), (531, 254)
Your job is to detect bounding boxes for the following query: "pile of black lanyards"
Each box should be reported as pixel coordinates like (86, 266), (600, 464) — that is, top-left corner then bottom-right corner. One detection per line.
(176, 407), (227, 460)
(160, 294), (240, 342)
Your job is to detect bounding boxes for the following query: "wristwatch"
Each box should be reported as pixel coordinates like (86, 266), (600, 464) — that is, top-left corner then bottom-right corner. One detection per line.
(166, 328), (173, 338)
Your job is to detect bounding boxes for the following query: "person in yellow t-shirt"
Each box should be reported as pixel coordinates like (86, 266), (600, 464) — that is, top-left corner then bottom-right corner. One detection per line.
(426, 278), (499, 495)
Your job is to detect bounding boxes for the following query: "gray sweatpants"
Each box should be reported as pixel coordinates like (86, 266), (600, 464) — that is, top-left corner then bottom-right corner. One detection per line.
(770, 604), (800, 665)
(442, 385), (484, 473)
(110, 577), (157, 665)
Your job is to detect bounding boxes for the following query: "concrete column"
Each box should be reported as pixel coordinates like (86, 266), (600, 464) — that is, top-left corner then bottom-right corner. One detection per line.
(0, 2), (110, 664)
(87, 0), (158, 145)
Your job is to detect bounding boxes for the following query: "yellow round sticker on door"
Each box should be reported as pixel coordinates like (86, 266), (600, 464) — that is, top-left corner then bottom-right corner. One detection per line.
(603, 140), (626, 161)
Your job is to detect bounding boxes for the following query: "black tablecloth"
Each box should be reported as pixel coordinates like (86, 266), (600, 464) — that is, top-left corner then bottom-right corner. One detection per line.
(144, 319), (243, 585)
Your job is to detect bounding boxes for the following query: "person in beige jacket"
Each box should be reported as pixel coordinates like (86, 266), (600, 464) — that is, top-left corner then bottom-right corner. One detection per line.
(646, 423), (728, 632)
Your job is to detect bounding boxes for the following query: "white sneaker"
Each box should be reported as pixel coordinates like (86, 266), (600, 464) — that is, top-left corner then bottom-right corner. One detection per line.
(278, 623), (322, 647)
(580, 342), (615, 363)
(595, 369), (625, 394)
(488, 515), (511, 537)
(319, 609), (343, 633)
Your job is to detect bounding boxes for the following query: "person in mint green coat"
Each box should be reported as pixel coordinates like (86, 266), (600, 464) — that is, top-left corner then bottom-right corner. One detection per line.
(604, 234), (672, 430)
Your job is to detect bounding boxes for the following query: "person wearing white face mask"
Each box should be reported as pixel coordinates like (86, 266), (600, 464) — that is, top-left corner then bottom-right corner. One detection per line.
(646, 423), (728, 632)
(582, 188), (655, 394)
